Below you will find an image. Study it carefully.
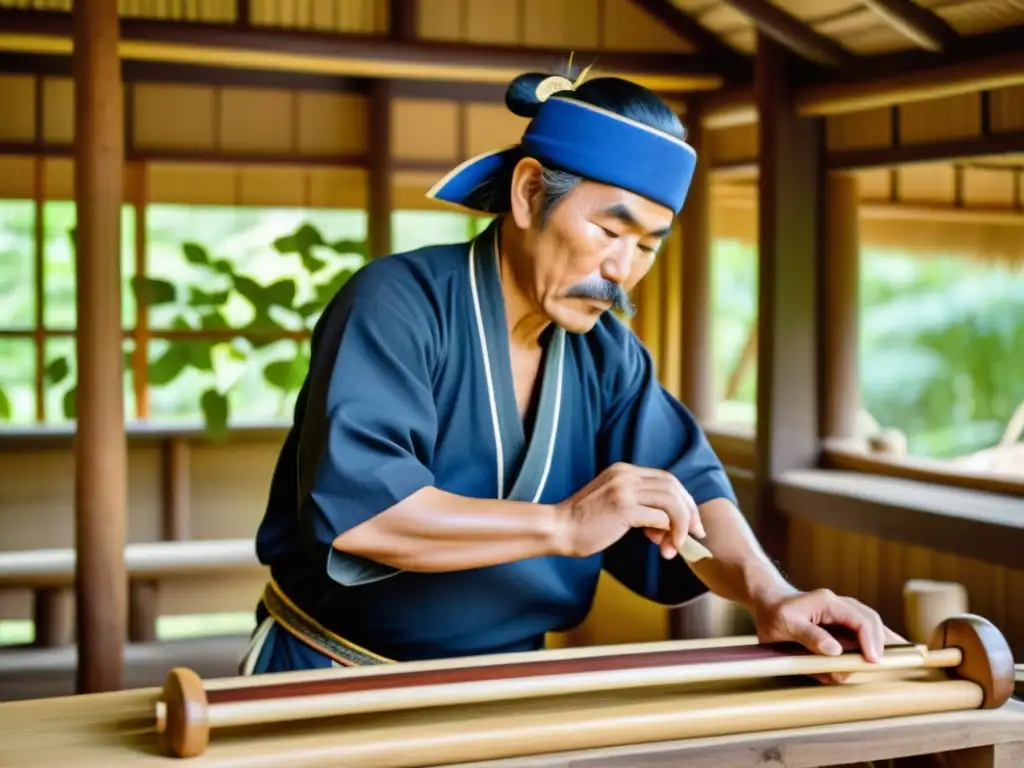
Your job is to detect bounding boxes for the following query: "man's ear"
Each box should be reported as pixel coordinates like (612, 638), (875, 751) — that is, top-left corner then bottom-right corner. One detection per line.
(509, 157), (544, 230)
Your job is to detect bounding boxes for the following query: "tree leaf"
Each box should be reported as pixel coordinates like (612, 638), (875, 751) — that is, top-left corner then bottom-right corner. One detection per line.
(262, 360), (294, 391)
(0, 387), (11, 420)
(212, 259), (234, 275)
(63, 386), (77, 419)
(188, 342), (216, 372)
(296, 301), (323, 319)
(45, 356), (70, 386)
(171, 314), (195, 331)
(200, 310), (230, 330)
(299, 251), (327, 274)
(200, 388), (229, 438)
(329, 238), (367, 257)
(149, 345), (189, 386)
(183, 243), (210, 266)
(262, 354), (310, 392)
(132, 276), (177, 306)
(233, 275), (267, 311)
(265, 278), (296, 308)
(189, 286), (230, 307)
(315, 268), (356, 305)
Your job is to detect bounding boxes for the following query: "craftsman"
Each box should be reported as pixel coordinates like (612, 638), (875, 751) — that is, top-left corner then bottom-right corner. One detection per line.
(245, 69), (894, 674)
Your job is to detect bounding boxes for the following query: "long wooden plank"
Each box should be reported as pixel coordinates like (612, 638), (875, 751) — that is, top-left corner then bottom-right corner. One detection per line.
(0, 674), (1022, 767)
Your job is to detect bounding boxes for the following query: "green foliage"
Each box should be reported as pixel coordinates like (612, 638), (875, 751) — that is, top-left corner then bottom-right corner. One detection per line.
(36, 221), (366, 435)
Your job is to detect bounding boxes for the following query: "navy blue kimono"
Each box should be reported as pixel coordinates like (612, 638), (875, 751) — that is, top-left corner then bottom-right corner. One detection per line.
(250, 218), (737, 672)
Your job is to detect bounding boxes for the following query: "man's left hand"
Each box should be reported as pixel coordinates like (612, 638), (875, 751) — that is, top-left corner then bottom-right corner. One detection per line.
(752, 588), (906, 683)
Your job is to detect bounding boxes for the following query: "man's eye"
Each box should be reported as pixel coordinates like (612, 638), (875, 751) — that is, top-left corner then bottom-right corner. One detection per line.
(600, 226), (620, 239)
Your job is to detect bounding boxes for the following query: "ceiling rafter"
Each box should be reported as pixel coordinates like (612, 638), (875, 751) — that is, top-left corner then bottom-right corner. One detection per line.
(0, 8), (724, 91)
(862, 0), (959, 52)
(627, 0), (751, 79)
(719, 0), (857, 68)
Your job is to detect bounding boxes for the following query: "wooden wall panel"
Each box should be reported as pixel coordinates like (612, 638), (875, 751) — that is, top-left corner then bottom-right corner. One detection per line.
(219, 88), (294, 154)
(307, 167), (368, 208)
(236, 166), (309, 206)
(900, 92), (982, 145)
(250, 0), (384, 32)
(787, 518), (1024, 658)
(133, 84), (217, 150)
(896, 163), (957, 203)
(522, 0), (600, 49)
(0, 157), (35, 199)
(464, 103), (527, 157)
(706, 123), (758, 165)
(602, 0), (691, 52)
(415, 0), (462, 40)
(0, 75), (35, 142)
(855, 168), (891, 199)
(41, 77), (74, 145)
(962, 166), (1017, 207)
(296, 92), (367, 156)
(990, 84), (1024, 133)
(825, 107), (892, 152)
(465, 0), (519, 44)
(391, 98), (460, 161)
(413, 0), (687, 51)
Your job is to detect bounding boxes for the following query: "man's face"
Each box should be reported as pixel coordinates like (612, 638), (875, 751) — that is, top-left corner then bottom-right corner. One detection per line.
(509, 160), (674, 334)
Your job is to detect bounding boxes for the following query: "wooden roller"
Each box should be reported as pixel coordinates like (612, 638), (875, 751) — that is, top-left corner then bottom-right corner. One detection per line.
(155, 614), (1015, 761)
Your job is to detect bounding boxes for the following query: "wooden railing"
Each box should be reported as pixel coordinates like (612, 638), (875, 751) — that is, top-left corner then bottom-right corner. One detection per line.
(0, 539), (264, 647)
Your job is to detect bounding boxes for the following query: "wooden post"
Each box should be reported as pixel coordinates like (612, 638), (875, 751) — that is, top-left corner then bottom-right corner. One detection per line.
(822, 172), (860, 439)
(671, 97), (718, 640)
(680, 97), (714, 424)
(33, 588), (74, 647)
(753, 33), (826, 567)
(367, 80), (393, 258)
(73, 0), (128, 693)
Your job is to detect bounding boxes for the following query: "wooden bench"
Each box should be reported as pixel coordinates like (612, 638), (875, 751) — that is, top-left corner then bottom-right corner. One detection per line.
(0, 539), (264, 646)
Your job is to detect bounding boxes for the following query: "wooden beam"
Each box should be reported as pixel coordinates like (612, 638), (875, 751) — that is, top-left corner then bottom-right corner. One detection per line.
(753, 32), (826, 566)
(862, 0), (958, 53)
(797, 26), (1024, 116)
(720, 0), (855, 68)
(828, 130), (1024, 169)
(72, 0), (128, 694)
(627, 0), (751, 78)
(0, 8), (725, 91)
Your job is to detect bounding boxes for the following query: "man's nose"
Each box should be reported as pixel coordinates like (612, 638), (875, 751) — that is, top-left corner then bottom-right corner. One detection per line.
(601, 245), (631, 284)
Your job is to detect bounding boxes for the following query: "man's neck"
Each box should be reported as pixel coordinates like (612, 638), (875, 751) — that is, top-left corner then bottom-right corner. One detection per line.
(497, 217), (550, 350)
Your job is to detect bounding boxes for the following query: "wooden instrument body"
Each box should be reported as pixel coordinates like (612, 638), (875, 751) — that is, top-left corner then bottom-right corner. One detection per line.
(0, 616), (1020, 768)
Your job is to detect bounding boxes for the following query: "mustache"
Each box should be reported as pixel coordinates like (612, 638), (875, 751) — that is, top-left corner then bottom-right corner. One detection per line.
(563, 277), (636, 318)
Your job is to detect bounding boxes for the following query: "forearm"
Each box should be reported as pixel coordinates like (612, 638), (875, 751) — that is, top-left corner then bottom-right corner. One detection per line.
(331, 487), (565, 572)
(688, 498), (798, 612)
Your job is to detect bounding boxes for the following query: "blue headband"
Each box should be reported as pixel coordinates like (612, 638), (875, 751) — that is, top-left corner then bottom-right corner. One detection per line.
(427, 96), (697, 215)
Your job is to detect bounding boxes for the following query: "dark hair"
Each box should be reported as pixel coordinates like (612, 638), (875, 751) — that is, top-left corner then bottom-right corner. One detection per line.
(462, 64), (686, 222)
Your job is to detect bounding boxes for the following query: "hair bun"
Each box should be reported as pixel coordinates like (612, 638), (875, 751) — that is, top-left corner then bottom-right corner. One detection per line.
(505, 72), (573, 118)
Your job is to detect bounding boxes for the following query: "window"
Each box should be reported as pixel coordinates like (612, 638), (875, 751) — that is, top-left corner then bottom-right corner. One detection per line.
(711, 238), (757, 430)
(0, 198), (369, 433)
(859, 249), (1024, 467)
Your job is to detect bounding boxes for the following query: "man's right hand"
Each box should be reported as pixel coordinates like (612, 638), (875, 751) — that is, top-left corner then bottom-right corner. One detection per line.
(553, 463), (705, 560)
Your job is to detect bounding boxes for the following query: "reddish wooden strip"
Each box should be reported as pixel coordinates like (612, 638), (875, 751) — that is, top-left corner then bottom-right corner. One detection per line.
(209, 629), (887, 705)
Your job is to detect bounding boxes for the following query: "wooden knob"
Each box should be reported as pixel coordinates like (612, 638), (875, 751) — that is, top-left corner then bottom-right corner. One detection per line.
(903, 579), (968, 645)
(159, 667), (210, 758)
(929, 614), (1014, 709)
